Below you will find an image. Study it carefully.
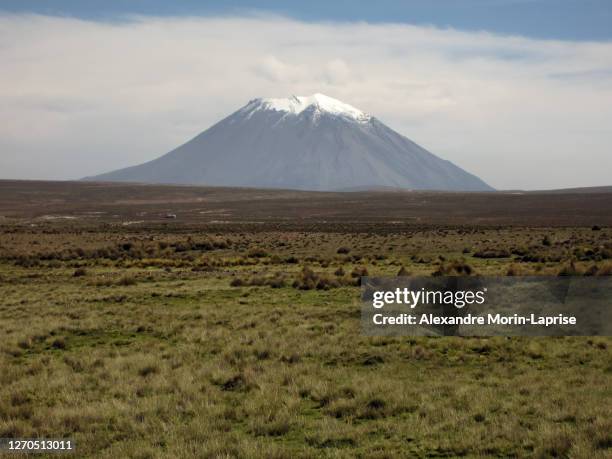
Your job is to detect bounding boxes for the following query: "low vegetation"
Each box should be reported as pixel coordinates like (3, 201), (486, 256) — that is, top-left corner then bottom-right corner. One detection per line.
(0, 218), (610, 457)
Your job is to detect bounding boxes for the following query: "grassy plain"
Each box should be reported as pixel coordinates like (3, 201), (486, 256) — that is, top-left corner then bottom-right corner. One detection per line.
(0, 180), (610, 458)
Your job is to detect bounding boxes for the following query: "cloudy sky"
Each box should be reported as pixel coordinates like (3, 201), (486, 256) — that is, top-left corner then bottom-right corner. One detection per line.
(1, 1), (611, 190)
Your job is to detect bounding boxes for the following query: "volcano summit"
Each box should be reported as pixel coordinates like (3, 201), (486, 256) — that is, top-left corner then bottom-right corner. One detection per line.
(87, 93), (492, 191)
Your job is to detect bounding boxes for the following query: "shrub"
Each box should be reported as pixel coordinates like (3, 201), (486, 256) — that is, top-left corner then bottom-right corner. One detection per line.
(315, 277), (340, 290)
(292, 266), (352, 290)
(51, 338), (66, 350)
(506, 265), (520, 276)
(557, 261), (581, 276)
(511, 247), (529, 256)
(14, 256), (40, 268)
(293, 266), (318, 290)
(117, 275), (137, 286)
(519, 254), (546, 263)
(336, 247), (351, 254)
(267, 276), (285, 289)
(230, 277), (245, 287)
(73, 268), (87, 277)
(218, 374), (252, 392)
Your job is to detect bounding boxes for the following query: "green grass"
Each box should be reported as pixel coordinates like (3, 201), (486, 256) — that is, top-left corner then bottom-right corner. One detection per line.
(0, 227), (610, 458)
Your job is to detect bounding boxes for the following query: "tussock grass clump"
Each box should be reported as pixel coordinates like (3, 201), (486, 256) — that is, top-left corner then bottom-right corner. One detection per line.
(397, 266), (410, 276)
(314, 276), (341, 290)
(519, 253), (547, 263)
(535, 431), (573, 458)
(214, 371), (257, 393)
(350, 266), (368, 278)
(247, 248), (268, 258)
(323, 386), (418, 421)
(432, 260), (474, 276)
(138, 364), (160, 377)
(563, 262), (612, 276)
(411, 255), (432, 264)
(596, 263), (612, 275)
(229, 273), (286, 288)
(291, 266), (359, 290)
(473, 249), (511, 259)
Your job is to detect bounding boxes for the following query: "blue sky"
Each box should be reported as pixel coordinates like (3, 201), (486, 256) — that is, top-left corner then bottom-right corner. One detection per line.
(1, 0), (612, 41)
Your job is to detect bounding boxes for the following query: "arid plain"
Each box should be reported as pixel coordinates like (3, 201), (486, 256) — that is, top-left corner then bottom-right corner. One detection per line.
(0, 180), (610, 458)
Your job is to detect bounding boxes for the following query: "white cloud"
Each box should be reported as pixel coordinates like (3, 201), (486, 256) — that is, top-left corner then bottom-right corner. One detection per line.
(0, 13), (611, 189)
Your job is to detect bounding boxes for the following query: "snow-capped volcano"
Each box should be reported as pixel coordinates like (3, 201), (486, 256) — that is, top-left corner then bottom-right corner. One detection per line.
(247, 93), (371, 123)
(86, 94), (492, 191)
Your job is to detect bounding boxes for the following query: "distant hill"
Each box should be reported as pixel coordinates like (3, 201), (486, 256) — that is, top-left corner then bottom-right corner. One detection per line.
(85, 93), (493, 192)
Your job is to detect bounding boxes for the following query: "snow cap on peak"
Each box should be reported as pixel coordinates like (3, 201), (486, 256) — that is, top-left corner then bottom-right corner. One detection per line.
(251, 93), (371, 122)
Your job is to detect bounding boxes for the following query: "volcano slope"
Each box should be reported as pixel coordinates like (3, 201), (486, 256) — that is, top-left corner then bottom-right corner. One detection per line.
(86, 93), (493, 192)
